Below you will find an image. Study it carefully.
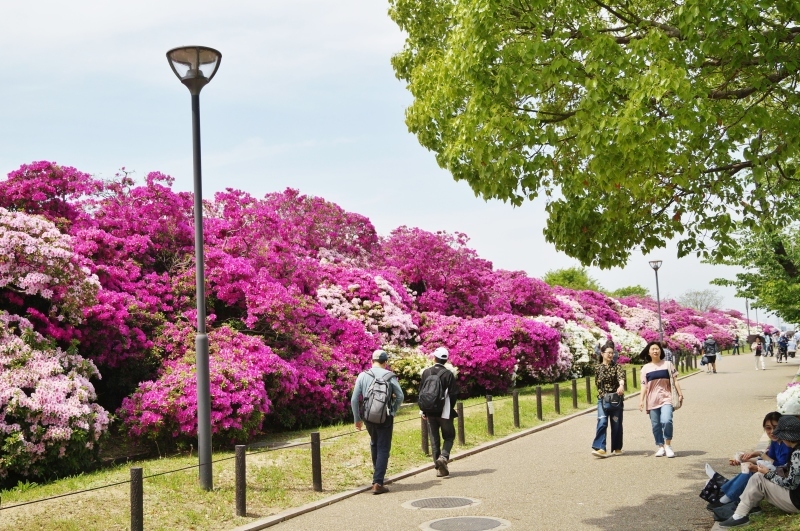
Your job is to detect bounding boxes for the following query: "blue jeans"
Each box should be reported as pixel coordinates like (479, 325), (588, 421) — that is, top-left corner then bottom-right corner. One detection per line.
(648, 404), (673, 446)
(720, 472), (753, 503)
(591, 399), (624, 451)
(365, 415), (394, 486)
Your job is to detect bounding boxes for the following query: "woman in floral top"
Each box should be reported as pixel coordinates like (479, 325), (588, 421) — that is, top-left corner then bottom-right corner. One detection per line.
(591, 342), (626, 458)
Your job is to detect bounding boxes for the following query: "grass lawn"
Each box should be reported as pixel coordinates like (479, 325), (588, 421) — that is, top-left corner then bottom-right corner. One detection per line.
(0, 365), (690, 531)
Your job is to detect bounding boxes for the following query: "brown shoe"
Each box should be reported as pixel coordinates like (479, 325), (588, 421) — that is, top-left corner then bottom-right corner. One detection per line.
(372, 483), (389, 495)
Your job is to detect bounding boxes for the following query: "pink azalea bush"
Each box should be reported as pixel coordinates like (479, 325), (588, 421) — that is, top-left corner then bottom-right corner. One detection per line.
(119, 325), (297, 443)
(421, 313), (561, 393)
(0, 314), (110, 482)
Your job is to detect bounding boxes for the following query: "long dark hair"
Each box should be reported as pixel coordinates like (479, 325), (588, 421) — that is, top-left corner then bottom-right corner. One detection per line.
(764, 411), (782, 427)
(640, 341), (665, 362)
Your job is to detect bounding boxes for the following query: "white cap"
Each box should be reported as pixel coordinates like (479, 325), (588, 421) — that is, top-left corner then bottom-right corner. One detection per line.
(433, 347), (449, 361)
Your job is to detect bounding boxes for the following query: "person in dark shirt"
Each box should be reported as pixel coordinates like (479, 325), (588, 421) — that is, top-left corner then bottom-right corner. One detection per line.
(419, 347), (459, 477)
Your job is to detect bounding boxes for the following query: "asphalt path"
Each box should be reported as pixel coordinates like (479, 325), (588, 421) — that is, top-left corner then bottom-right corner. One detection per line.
(258, 353), (796, 531)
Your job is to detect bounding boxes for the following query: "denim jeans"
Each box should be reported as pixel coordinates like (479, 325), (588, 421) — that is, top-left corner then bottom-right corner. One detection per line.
(591, 399), (623, 451)
(427, 416), (456, 462)
(365, 415), (394, 486)
(720, 472), (753, 503)
(648, 404), (673, 446)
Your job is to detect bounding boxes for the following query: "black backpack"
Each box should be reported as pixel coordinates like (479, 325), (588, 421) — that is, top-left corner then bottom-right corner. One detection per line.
(418, 366), (448, 415)
(361, 370), (395, 424)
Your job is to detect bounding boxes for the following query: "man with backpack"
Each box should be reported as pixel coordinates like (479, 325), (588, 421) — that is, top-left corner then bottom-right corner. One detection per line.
(350, 349), (404, 495)
(418, 347), (459, 477)
(703, 334), (719, 374)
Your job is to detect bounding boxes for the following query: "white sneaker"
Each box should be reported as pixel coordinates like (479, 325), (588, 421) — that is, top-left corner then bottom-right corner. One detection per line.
(655, 447), (666, 457)
(665, 445), (675, 458)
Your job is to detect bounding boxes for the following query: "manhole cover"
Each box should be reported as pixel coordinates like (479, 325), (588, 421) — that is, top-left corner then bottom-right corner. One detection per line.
(404, 497), (480, 510)
(420, 516), (511, 531)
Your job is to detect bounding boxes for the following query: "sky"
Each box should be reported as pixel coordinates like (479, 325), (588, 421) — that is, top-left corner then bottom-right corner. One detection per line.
(0, 1), (781, 326)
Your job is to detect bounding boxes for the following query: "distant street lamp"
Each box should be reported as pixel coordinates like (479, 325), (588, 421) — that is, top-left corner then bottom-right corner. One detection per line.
(745, 299), (751, 337)
(649, 260), (664, 343)
(166, 45), (222, 492)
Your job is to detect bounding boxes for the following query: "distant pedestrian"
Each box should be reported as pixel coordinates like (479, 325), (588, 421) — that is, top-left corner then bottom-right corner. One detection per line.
(418, 347), (459, 477)
(783, 338), (796, 363)
(765, 333), (773, 357)
(703, 334), (719, 374)
(639, 341), (684, 458)
(662, 342), (674, 363)
(591, 344), (626, 458)
(351, 349), (404, 495)
(752, 338), (766, 370)
(732, 335), (740, 355)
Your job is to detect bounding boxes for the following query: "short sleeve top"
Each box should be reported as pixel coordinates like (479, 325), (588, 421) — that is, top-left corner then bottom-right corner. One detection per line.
(595, 362), (625, 400)
(640, 361), (678, 412)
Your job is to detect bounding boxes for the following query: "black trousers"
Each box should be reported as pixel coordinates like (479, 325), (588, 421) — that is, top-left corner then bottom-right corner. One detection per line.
(427, 416), (456, 461)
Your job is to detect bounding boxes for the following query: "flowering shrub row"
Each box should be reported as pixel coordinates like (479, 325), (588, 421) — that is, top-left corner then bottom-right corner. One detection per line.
(0, 161), (763, 479)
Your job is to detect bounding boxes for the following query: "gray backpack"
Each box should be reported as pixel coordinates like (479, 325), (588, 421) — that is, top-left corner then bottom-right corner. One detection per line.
(361, 370), (396, 424)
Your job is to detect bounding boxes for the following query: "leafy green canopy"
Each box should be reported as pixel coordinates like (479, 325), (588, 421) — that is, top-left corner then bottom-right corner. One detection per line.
(543, 266), (602, 291)
(390, 0), (800, 268)
(713, 227), (800, 323)
(609, 285), (649, 298)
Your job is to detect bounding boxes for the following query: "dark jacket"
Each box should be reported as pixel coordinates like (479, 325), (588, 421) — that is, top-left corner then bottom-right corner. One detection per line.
(703, 338), (718, 355)
(420, 363), (459, 418)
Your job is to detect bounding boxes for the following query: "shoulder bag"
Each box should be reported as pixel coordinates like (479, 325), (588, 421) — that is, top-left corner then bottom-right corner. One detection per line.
(668, 362), (682, 410)
(602, 392), (623, 410)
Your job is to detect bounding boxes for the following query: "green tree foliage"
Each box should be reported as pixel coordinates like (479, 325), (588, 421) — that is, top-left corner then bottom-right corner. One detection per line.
(389, 0), (800, 268)
(713, 227), (800, 323)
(610, 285), (650, 298)
(543, 266), (602, 291)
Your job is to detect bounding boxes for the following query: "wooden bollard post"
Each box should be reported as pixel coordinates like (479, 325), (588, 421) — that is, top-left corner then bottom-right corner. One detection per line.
(623, 369), (628, 392)
(571, 379), (578, 409)
(421, 417), (430, 455)
(512, 390), (520, 428)
(235, 445), (246, 517)
(632, 367), (638, 388)
(457, 402), (465, 445)
(585, 376), (592, 405)
(486, 395), (494, 435)
(311, 432), (322, 492)
(130, 467), (143, 531)
(535, 386), (543, 420)
(553, 383), (561, 414)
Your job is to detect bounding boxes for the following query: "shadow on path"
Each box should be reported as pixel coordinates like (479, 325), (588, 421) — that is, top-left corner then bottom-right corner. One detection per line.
(582, 485), (714, 531)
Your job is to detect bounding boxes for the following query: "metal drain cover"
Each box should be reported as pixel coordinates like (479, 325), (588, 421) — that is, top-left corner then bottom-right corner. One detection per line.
(404, 497), (479, 509)
(420, 516), (511, 531)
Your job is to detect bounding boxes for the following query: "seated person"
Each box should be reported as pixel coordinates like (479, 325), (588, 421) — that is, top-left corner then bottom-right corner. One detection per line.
(705, 412), (789, 506)
(718, 415), (800, 528)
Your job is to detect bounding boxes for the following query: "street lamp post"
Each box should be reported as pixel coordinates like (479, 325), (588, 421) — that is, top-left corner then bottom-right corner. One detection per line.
(745, 299), (751, 337)
(166, 45), (221, 491)
(649, 260), (664, 343)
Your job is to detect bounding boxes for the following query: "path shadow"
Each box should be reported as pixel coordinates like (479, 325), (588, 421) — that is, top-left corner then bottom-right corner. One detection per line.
(386, 480), (440, 492)
(445, 468), (495, 478)
(582, 481), (714, 531)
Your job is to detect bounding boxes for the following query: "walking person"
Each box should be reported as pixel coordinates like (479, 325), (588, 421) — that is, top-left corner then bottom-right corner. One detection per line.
(350, 349), (404, 494)
(418, 347), (459, 476)
(703, 334), (719, 374)
(591, 342), (626, 458)
(732, 335), (740, 355)
(782, 337), (795, 363)
(639, 341), (684, 457)
(752, 337), (766, 370)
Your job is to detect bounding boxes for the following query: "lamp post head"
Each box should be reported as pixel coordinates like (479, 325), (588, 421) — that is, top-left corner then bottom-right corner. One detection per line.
(648, 260), (663, 271)
(167, 46), (222, 95)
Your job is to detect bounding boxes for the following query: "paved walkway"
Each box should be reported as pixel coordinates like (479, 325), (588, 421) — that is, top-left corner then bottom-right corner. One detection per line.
(259, 354), (797, 531)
